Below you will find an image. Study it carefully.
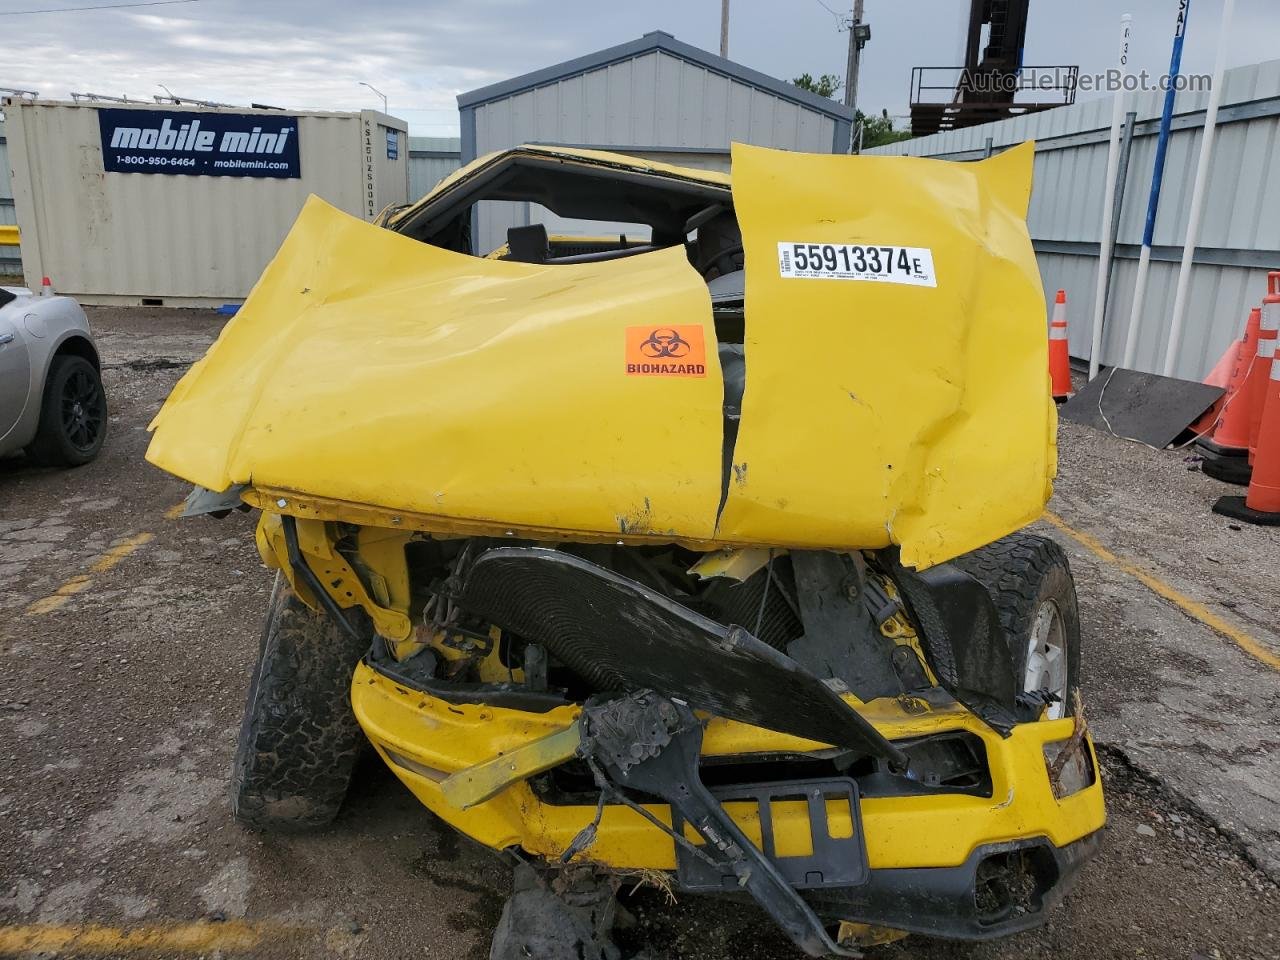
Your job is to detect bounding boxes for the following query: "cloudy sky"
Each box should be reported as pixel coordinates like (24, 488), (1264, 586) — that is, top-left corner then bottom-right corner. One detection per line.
(2, 0), (1273, 135)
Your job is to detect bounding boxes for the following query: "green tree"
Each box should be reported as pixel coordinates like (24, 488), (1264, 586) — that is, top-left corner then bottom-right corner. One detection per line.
(793, 73), (912, 147)
(857, 108), (912, 149)
(792, 72), (843, 98)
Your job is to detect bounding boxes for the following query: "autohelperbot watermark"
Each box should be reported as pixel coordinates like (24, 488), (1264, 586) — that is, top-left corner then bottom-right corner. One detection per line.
(959, 67), (1211, 96)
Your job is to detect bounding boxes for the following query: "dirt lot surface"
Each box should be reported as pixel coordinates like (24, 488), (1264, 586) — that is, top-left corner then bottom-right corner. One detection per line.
(2, 307), (1278, 959)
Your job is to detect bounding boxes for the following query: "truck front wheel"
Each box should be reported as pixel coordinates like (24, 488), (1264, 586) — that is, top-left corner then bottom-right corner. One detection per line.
(952, 532), (1082, 720)
(231, 573), (370, 831)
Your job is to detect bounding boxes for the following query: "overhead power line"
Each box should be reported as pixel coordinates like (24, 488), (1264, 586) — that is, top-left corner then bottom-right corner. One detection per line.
(812, 0), (846, 28)
(2, 0), (200, 15)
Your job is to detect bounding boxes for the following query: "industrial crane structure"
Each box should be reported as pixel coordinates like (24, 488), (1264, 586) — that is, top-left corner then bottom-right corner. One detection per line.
(909, 0), (1078, 137)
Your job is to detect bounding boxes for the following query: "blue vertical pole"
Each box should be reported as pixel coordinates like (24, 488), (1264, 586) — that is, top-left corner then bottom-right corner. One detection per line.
(1122, 0), (1191, 369)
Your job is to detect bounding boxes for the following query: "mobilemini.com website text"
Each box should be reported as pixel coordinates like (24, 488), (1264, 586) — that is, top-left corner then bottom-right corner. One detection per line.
(961, 68), (1212, 95)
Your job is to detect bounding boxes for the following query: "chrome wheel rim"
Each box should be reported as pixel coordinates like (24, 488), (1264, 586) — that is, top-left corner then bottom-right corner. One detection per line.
(1024, 600), (1068, 720)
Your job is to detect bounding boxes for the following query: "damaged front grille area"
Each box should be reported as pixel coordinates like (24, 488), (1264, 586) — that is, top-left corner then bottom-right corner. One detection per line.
(409, 538), (939, 704)
(375, 537), (1020, 789)
(672, 778), (870, 893)
(352, 534), (1100, 956)
(686, 566), (802, 651)
(452, 546), (911, 768)
(525, 731), (993, 809)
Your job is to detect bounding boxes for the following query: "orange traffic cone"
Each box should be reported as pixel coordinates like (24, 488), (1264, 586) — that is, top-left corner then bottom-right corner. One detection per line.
(40, 276), (54, 297)
(1204, 337), (1244, 389)
(1247, 273), (1280, 465)
(1199, 308), (1262, 482)
(1049, 290), (1072, 402)
(1215, 347), (1280, 525)
(1189, 336), (1243, 438)
(1212, 307), (1263, 450)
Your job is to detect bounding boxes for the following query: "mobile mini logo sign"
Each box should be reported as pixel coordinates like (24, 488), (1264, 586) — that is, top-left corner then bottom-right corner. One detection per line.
(97, 108), (302, 179)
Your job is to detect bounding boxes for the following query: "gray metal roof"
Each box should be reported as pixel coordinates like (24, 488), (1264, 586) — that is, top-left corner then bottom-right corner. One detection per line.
(457, 30), (854, 122)
(408, 136), (461, 156)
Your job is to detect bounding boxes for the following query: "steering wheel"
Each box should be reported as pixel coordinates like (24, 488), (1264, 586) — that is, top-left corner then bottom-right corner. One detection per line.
(698, 244), (745, 280)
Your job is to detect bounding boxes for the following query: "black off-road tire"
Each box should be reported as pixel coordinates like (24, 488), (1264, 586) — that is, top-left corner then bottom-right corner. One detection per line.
(951, 532), (1082, 716)
(231, 573), (370, 831)
(26, 354), (107, 467)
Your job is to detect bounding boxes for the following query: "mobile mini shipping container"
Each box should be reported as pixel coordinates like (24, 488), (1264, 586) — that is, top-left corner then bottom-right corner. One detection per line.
(3, 99), (409, 306)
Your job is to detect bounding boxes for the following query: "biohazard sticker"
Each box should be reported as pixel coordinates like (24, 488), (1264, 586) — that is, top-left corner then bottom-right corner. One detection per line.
(625, 325), (707, 376)
(778, 241), (936, 287)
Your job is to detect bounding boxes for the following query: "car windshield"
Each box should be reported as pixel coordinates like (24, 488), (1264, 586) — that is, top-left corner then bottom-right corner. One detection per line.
(385, 149), (743, 281)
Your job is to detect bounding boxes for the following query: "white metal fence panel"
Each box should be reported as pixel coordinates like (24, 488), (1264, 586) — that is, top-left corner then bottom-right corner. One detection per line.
(868, 59), (1280, 379)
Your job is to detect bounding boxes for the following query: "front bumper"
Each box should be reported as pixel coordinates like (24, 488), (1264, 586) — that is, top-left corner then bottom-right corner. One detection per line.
(804, 832), (1101, 939)
(351, 659), (1105, 937)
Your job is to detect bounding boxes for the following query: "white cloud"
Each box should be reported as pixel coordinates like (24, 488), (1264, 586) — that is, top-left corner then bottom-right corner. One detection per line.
(1, 0), (1275, 135)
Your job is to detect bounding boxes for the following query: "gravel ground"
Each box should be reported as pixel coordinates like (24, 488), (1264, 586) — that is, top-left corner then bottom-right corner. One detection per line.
(1, 307), (1277, 959)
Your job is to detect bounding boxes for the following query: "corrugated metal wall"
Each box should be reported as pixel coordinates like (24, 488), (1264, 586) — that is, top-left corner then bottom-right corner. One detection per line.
(7, 101), (408, 304)
(0, 119), (14, 225)
(0, 118), (20, 276)
(408, 136), (461, 200)
(867, 59), (1280, 379)
(468, 49), (841, 253)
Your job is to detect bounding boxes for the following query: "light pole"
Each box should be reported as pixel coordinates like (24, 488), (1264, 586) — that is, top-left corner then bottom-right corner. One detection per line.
(359, 81), (388, 114)
(843, 1), (871, 153)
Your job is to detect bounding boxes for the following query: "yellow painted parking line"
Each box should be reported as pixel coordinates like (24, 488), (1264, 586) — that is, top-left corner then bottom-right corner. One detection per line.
(25, 532), (154, 616)
(1043, 510), (1280, 672)
(25, 576), (93, 615)
(0, 920), (290, 955)
(165, 502), (186, 520)
(89, 532), (154, 574)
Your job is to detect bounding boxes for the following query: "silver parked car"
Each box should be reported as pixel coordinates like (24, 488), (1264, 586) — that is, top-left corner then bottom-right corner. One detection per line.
(0, 285), (106, 466)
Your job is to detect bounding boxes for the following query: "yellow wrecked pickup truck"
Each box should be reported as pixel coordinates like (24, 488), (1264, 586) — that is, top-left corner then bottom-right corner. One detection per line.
(148, 142), (1102, 958)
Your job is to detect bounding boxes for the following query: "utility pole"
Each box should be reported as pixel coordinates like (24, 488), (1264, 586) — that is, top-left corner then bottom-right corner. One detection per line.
(720, 0), (730, 58)
(843, 0), (870, 153)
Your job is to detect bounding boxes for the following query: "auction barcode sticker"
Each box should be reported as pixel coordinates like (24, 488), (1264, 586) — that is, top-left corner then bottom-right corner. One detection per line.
(777, 242), (937, 287)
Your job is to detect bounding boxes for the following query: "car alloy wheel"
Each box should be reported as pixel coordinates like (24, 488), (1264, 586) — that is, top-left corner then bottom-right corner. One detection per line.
(61, 365), (106, 453)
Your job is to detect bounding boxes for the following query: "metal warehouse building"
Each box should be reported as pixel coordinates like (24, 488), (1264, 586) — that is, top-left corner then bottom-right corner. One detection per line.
(408, 136), (462, 199)
(457, 30), (854, 253)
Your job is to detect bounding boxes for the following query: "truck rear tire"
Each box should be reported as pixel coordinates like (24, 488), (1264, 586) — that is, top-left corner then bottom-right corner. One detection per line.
(951, 532), (1081, 720)
(231, 572), (370, 831)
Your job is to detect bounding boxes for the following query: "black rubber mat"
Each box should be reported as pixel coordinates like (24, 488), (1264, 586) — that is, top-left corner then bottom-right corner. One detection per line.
(1059, 368), (1223, 448)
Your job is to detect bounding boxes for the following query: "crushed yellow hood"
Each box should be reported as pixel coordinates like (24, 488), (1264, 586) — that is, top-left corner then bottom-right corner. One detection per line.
(718, 141), (1055, 565)
(147, 199), (726, 539)
(147, 142), (1054, 568)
